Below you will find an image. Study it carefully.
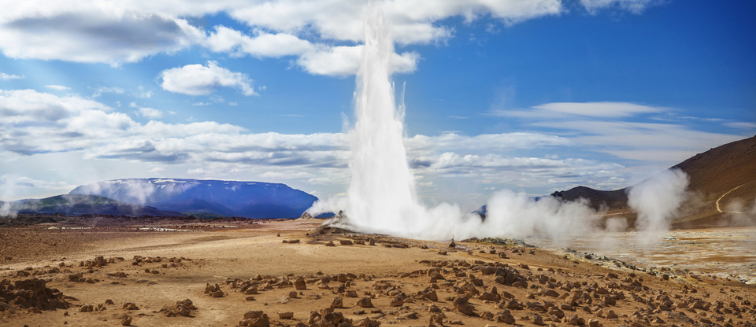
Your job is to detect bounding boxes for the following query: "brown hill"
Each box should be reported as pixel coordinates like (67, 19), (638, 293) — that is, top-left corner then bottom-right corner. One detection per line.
(552, 135), (756, 229)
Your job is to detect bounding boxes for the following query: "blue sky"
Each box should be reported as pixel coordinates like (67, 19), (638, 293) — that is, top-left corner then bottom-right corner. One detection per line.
(0, 0), (754, 210)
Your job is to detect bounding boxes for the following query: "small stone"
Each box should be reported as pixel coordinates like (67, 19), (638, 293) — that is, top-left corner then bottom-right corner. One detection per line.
(331, 297), (344, 308)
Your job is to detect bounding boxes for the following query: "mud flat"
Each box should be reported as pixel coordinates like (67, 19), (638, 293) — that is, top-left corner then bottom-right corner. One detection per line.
(529, 227), (756, 285)
(1, 219), (755, 327)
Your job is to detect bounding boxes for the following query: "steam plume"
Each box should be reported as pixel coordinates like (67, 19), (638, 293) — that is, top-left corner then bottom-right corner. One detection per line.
(626, 168), (689, 245)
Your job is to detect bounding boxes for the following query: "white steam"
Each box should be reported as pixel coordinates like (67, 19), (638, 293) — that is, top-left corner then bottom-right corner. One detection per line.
(723, 196), (756, 227)
(72, 179), (195, 204)
(0, 176), (18, 218)
(626, 168), (689, 245)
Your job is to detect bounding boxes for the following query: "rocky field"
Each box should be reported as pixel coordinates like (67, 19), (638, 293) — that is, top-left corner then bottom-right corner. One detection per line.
(0, 217), (754, 327)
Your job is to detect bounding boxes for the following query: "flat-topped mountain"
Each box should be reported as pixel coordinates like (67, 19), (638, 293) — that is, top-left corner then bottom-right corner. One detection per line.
(69, 178), (318, 219)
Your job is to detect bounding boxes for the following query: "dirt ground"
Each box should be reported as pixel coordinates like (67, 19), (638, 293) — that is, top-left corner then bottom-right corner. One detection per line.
(1, 218), (755, 327)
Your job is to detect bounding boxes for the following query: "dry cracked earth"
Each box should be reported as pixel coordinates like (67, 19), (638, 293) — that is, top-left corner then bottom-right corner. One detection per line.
(0, 218), (755, 327)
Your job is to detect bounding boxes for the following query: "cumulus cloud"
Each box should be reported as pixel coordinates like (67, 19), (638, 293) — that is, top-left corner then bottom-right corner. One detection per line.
(204, 26), (315, 58)
(136, 107), (163, 119)
(0, 0), (655, 77)
(0, 0), (571, 72)
(0, 9), (203, 65)
(229, 0), (563, 45)
(1, 72), (23, 80)
(294, 45), (419, 77)
(159, 61), (256, 96)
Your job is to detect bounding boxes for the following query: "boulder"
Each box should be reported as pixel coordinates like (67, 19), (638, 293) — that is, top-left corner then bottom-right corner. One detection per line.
(294, 277), (307, 290)
(356, 297), (374, 308)
(495, 310), (516, 324)
(453, 297), (475, 316)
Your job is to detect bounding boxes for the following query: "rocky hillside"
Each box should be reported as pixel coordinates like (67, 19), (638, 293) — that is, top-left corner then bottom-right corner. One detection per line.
(551, 135), (756, 228)
(69, 179), (318, 219)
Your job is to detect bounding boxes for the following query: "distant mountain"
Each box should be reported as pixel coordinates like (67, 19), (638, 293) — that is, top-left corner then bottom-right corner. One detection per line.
(3, 194), (182, 217)
(550, 186), (628, 211)
(69, 179), (318, 219)
(550, 135), (756, 228)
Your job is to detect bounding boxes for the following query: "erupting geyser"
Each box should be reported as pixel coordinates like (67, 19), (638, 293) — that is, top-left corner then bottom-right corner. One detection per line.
(309, 3), (435, 235)
(308, 3), (691, 244)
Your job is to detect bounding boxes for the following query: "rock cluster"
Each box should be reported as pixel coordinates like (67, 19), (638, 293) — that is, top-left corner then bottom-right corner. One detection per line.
(162, 299), (197, 317)
(0, 278), (69, 312)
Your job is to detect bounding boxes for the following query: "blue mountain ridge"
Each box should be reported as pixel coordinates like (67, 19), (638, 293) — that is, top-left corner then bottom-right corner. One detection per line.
(69, 178), (318, 219)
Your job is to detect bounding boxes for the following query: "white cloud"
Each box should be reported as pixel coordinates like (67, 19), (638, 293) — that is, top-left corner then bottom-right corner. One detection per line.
(533, 120), (741, 157)
(531, 102), (664, 117)
(187, 168), (205, 175)
(92, 86), (124, 97)
(0, 174), (75, 201)
(297, 45), (419, 76)
(0, 1), (569, 73)
(1, 72), (23, 80)
(725, 122), (756, 130)
(230, 0), (562, 45)
(0, 8), (203, 65)
(45, 85), (71, 91)
(491, 101), (749, 164)
(159, 61), (256, 96)
(136, 107), (163, 119)
(580, 0), (661, 14)
(204, 26), (314, 58)
(148, 167), (165, 173)
(494, 102), (665, 119)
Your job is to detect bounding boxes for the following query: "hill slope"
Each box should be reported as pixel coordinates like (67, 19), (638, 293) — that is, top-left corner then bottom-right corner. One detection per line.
(69, 179), (318, 219)
(552, 135), (756, 227)
(2, 194), (182, 217)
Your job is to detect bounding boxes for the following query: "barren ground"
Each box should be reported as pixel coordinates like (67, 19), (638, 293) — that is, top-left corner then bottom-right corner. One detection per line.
(1, 218), (755, 327)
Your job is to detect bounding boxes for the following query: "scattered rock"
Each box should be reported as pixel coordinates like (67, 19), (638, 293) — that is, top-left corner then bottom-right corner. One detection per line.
(453, 297), (475, 316)
(357, 297), (374, 308)
(123, 303), (139, 310)
(294, 277), (307, 290)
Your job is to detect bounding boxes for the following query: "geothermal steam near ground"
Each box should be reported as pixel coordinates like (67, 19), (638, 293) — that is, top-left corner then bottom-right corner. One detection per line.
(309, 5), (690, 243)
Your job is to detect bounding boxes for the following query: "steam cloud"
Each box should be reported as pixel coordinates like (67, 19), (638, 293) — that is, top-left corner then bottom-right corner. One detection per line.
(626, 168), (689, 245)
(0, 177), (18, 218)
(723, 196), (756, 227)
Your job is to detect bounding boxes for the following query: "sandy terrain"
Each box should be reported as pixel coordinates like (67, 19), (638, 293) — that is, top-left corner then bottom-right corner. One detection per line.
(1, 218), (755, 327)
